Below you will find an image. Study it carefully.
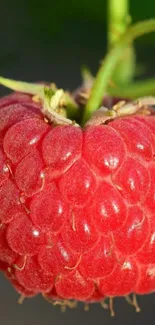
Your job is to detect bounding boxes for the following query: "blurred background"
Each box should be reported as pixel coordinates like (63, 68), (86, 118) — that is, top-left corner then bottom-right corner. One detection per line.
(0, 0), (155, 94)
(0, 0), (155, 324)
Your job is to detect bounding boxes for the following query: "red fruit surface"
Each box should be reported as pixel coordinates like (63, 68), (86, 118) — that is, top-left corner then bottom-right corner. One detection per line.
(38, 232), (80, 275)
(0, 91), (155, 302)
(60, 208), (99, 253)
(3, 118), (49, 163)
(99, 256), (139, 296)
(11, 280), (37, 298)
(15, 150), (44, 196)
(135, 264), (155, 294)
(30, 182), (69, 232)
(0, 148), (9, 186)
(15, 255), (54, 293)
(79, 235), (116, 279)
(42, 125), (83, 177)
(7, 212), (46, 255)
(0, 225), (17, 264)
(55, 270), (95, 301)
(0, 179), (22, 223)
(113, 206), (149, 255)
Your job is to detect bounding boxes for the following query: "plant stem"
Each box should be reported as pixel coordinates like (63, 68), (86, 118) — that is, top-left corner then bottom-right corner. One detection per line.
(107, 0), (135, 84)
(108, 78), (155, 98)
(82, 19), (155, 123)
(108, 0), (129, 47)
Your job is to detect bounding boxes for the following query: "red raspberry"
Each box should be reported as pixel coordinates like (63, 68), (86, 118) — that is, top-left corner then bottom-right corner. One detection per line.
(0, 91), (155, 307)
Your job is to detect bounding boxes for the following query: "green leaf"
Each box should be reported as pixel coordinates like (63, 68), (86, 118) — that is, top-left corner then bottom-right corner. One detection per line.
(0, 76), (44, 96)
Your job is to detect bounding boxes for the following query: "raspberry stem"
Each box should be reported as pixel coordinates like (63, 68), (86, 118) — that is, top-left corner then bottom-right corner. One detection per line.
(108, 0), (135, 84)
(108, 78), (155, 98)
(108, 0), (129, 46)
(82, 19), (155, 124)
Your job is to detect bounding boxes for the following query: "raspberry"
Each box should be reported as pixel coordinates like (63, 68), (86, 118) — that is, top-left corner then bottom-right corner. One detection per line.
(143, 162), (155, 215)
(38, 232), (80, 275)
(135, 264), (155, 294)
(88, 181), (127, 233)
(15, 150), (44, 196)
(99, 256), (139, 297)
(136, 216), (155, 265)
(42, 125), (83, 177)
(0, 91), (155, 307)
(15, 256), (54, 293)
(83, 125), (126, 176)
(0, 225), (17, 264)
(59, 158), (97, 207)
(79, 235), (117, 279)
(60, 207), (99, 253)
(0, 92), (36, 109)
(0, 179), (22, 223)
(0, 260), (8, 271)
(7, 212), (46, 255)
(55, 270), (95, 301)
(0, 148), (9, 186)
(30, 182), (69, 232)
(113, 206), (150, 255)
(3, 118), (49, 163)
(11, 280), (37, 298)
(112, 157), (150, 204)
(110, 117), (155, 160)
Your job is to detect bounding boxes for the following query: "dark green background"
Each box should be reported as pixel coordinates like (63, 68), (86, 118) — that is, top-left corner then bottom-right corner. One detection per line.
(0, 1), (155, 325)
(0, 0), (155, 93)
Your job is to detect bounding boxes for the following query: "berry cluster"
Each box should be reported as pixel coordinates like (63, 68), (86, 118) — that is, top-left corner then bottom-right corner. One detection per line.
(0, 92), (155, 303)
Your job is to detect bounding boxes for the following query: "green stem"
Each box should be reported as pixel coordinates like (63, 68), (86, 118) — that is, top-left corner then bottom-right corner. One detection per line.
(108, 78), (155, 98)
(107, 0), (135, 84)
(82, 19), (155, 123)
(108, 0), (130, 47)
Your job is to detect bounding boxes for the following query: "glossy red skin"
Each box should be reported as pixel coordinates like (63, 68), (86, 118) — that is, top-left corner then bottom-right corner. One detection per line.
(0, 92), (155, 302)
